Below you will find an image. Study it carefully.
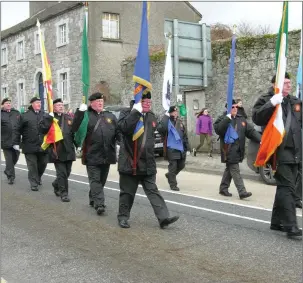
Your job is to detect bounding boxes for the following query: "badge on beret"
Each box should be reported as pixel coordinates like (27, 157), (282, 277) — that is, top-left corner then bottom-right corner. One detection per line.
(106, 118), (112, 123)
(295, 104), (301, 112)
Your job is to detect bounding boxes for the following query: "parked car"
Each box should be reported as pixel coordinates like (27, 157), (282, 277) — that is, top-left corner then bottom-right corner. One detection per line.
(246, 125), (276, 186)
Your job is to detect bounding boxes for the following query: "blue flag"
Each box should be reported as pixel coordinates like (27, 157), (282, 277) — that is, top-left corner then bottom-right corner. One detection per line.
(224, 33), (238, 144)
(167, 119), (184, 152)
(132, 1), (152, 141)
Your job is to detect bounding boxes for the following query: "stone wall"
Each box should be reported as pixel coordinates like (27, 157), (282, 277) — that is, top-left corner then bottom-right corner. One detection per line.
(120, 30), (302, 150)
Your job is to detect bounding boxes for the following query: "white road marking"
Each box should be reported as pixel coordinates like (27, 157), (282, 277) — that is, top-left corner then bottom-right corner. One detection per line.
(7, 166), (302, 225)
(1, 162), (280, 213)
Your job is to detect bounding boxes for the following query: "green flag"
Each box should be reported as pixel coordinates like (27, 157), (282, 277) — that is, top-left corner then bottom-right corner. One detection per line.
(74, 3), (89, 147)
(178, 103), (187, 117)
(275, 2), (288, 70)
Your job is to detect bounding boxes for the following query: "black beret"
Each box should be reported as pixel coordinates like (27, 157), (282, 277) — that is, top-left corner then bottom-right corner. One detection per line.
(142, 91), (151, 99)
(225, 99), (237, 108)
(168, 106), (178, 113)
(271, 72), (290, 84)
(1, 97), (11, 105)
(88, 92), (104, 101)
(53, 98), (63, 105)
(30, 97), (41, 104)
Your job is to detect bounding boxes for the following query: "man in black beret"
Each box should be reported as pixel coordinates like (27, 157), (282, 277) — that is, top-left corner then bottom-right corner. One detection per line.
(252, 72), (302, 237)
(117, 93), (179, 229)
(72, 92), (121, 214)
(158, 105), (190, 191)
(214, 99), (261, 200)
(1, 97), (21, 184)
(39, 98), (75, 202)
(19, 96), (48, 191)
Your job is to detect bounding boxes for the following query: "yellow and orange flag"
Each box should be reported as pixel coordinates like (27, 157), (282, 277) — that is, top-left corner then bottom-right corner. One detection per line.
(36, 19), (63, 150)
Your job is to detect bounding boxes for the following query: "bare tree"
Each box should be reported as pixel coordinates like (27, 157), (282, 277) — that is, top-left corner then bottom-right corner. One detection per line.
(211, 22), (233, 41)
(236, 20), (272, 37)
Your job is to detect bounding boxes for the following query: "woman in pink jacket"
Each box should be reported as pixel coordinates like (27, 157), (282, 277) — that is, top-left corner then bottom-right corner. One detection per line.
(194, 108), (213, 157)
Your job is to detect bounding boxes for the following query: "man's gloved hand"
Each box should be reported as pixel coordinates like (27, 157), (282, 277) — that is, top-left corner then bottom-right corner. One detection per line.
(13, 145), (20, 151)
(132, 103), (142, 113)
(165, 111), (170, 117)
(270, 93), (283, 106)
(77, 147), (82, 152)
(49, 112), (54, 117)
(226, 114), (232, 119)
(79, 104), (88, 112)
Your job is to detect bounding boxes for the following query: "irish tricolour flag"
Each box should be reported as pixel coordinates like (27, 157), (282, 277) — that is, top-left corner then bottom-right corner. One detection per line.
(255, 2), (288, 167)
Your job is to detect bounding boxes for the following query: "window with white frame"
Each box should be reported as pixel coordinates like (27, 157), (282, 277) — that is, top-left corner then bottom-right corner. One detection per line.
(56, 19), (69, 47)
(1, 46), (8, 66)
(17, 81), (25, 108)
(1, 86), (8, 97)
(16, 39), (25, 60)
(102, 13), (120, 39)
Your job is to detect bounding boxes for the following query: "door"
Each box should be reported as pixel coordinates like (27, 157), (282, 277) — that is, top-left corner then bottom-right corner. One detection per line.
(38, 73), (45, 111)
(185, 90), (205, 149)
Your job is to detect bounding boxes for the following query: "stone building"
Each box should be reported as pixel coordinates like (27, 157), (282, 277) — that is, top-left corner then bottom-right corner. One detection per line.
(1, 1), (201, 111)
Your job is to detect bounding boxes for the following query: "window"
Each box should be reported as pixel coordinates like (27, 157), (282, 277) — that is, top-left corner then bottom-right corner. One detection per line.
(1, 86), (7, 97)
(56, 19), (69, 47)
(57, 68), (70, 104)
(17, 80), (25, 109)
(1, 46), (8, 66)
(34, 30), (45, 55)
(60, 72), (67, 101)
(102, 13), (120, 39)
(16, 39), (25, 60)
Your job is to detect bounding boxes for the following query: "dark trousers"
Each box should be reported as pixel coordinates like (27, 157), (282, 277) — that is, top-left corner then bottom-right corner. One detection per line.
(118, 173), (170, 222)
(25, 153), (48, 187)
(166, 158), (186, 188)
(294, 162), (302, 202)
(86, 164), (110, 207)
(219, 163), (246, 195)
(3, 148), (20, 180)
(271, 163), (299, 229)
(53, 161), (73, 196)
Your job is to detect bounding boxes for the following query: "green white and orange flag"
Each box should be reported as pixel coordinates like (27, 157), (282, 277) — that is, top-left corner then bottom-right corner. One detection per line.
(255, 2), (288, 167)
(36, 19), (63, 150)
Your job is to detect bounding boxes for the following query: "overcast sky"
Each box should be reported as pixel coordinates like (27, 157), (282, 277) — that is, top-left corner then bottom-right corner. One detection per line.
(1, 1), (302, 32)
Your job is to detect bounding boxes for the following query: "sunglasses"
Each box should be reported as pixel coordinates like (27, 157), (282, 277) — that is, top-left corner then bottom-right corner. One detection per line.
(232, 105), (238, 109)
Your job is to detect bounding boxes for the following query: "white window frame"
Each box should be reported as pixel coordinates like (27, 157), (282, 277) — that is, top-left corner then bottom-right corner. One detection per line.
(1, 44), (8, 66)
(34, 29), (45, 55)
(56, 19), (69, 48)
(1, 84), (8, 98)
(102, 13), (120, 39)
(16, 37), (25, 61)
(16, 79), (26, 109)
(56, 68), (70, 104)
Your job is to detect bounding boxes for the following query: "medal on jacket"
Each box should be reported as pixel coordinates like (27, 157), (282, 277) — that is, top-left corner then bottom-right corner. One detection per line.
(106, 118), (112, 123)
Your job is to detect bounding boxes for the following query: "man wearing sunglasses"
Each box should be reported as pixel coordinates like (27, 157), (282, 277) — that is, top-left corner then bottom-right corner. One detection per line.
(214, 99), (261, 200)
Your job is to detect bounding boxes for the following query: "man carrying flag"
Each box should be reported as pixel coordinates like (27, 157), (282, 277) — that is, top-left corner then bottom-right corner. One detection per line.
(252, 2), (302, 238)
(116, 1), (179, 229)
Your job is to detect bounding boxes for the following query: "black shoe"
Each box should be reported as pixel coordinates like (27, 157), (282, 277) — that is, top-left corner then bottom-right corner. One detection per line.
(219, 191), (232, 197)
(31, 186), (38, 191)
(38, 180), (42, 186)
(270, 224), (284, 232)
(52, 183), (60, 197)
(239, 192), (252, 199)
(165, 173), (168, 179)
(96, 205), (105, 215)
(208, 153), (213, 158)
(160, 216), (180, 229)
(61, 195), (70, 202)
(8, 178), (14, 185)
(286, 227), (302, 237)
(89, 200), (94, 207)
(170, 186), (180, 191)
(295, 201), (302, 209)
(193, 148), (197, 157)
(118, 219), (130, 228)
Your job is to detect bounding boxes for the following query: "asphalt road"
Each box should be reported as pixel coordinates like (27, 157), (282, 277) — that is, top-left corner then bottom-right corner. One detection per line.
(1, 163), (302, 283)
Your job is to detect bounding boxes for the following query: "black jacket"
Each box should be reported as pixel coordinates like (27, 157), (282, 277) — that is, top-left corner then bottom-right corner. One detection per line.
(1, 108), (21, 149)
(214, 113), (261, 164)
(117, 108), (158, 175)
(39, 113), (76, 163)
(252, 87), (302, 164)
(19, 107), (47, 154)
(158, 115), (189, 160)
(72, 107), (120, 166)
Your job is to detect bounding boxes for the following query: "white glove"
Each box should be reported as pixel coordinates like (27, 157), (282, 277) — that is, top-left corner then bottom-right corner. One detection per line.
(186, 151), (190, 156)
(77, 147), (82, 152)
(226, 114), (232, 119)
(49, 112), (54, 117)
(79, 104), (88, 112)
(13, 145), (20, 151)
(165, 111), (170, 117)
(270, 93), (283, 106)
(132, 102), (142, 113)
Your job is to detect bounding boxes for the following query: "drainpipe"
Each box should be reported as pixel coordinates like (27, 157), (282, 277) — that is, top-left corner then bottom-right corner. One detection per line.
(173, 19), (179, 102)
